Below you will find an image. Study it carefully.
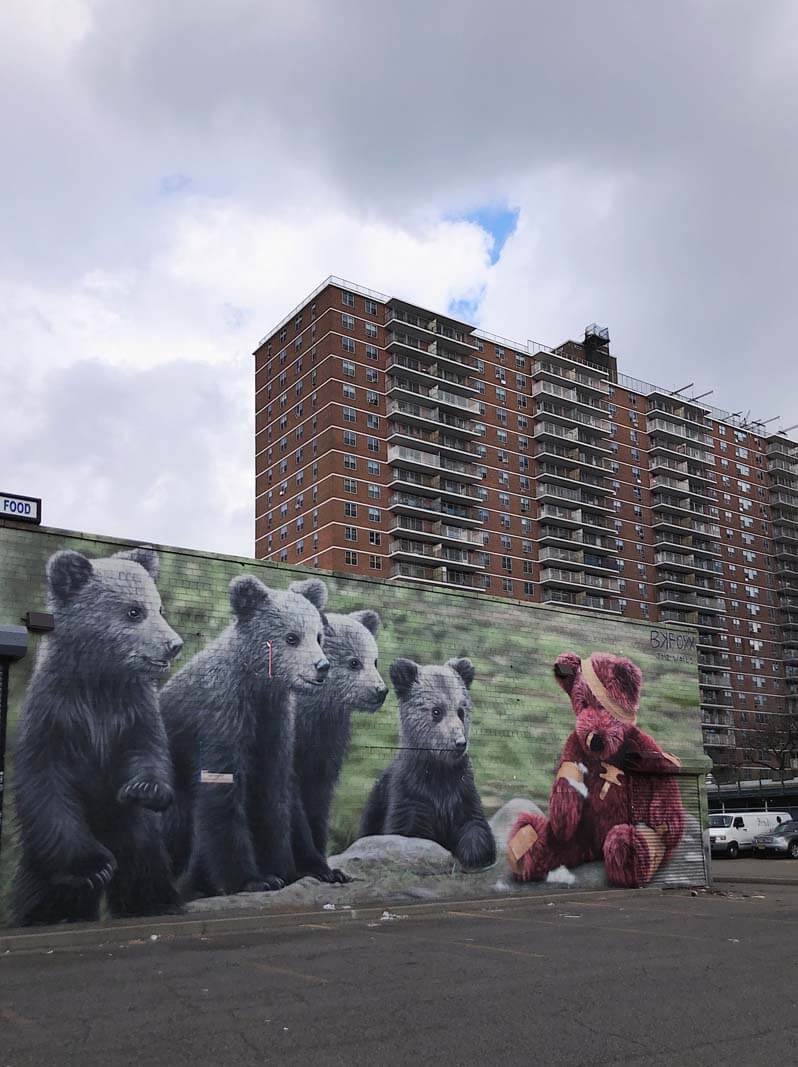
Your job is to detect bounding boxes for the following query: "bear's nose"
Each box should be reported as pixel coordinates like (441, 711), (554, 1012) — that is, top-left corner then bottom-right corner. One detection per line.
(588, 732), (604, 753)
(375, 685), (389, 703)
(454, 737), (467, 751)
(314, 657), (330, 677)
(166, 636), (183, 659)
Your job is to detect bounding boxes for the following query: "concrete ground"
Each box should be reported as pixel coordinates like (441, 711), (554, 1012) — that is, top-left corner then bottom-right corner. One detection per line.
(712, 855), (798, 883)
(1, 882), (797, 1067)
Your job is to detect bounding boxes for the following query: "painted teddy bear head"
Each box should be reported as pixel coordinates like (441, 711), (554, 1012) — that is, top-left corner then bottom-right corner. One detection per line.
(553, 651), (643, 761)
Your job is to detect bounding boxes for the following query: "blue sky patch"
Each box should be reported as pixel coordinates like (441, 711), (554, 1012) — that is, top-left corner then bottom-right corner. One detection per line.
(463, 204), (519, 264)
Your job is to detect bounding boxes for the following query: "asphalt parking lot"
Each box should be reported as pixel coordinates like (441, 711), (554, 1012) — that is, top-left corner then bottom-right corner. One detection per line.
(712, 855), (798, 883)
(2, 880), (797, 1067)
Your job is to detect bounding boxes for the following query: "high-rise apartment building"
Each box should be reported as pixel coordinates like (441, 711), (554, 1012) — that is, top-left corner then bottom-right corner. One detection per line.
(254, 276), (798, 782)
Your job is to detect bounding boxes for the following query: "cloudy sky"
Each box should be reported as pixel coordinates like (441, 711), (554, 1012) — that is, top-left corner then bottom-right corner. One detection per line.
(3, 1), (796, 557)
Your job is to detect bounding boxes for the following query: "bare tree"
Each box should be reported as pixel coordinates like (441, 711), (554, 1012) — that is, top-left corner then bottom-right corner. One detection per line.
(750, 715), (798, 780)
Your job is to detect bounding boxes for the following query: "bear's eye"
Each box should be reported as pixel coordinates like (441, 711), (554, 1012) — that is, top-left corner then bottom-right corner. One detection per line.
(431, 707), (444, 722)
(127, 607), (142, 621)
(457, 708), (466, 722)
(349, 657), (362, 671)
(286, 633), (299, 646)
(159, 606), (165, 617)
(317, 632), (323, 646)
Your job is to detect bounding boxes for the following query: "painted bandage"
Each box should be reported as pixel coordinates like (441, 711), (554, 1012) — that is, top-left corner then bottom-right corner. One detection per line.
(636, 824), (666, 876)
(507, 824), (539, 875)
(581, 655), (637, 725)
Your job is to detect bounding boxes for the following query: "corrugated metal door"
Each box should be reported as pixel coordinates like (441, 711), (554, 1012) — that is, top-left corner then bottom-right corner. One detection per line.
(628, 771), (709, 889)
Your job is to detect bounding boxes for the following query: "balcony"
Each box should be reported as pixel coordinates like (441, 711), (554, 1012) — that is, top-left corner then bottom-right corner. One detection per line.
(648, 435), (715, 468)
(532, 358), (610, 396)
(539, 524), (618, 552)
(702, 711), (734, 727)
(698, 653), (729, 670)
(384, 306), (479, 354)
(657, 591), (726, 612)
(386, 354), (477, 396)
(535, 401), (611, 435)
(531, 380), (610, 416)
(389, 539), (442, 565)
(388, 445), (439, 472)
(539, 568), (620, 593)
(700, 672), (732, 688)
(541, 589), (621, 613)
(702, 732), (735, 748)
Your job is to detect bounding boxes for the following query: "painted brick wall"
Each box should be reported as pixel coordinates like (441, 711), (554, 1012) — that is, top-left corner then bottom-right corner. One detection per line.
(0, 521), (709, 925)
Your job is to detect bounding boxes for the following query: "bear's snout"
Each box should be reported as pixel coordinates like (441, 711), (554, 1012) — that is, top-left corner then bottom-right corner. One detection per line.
(166, 636), (183, 660)
(375, 685), (389, 704)
(314, 657), (331, 679)
(454, 737), (468, 752)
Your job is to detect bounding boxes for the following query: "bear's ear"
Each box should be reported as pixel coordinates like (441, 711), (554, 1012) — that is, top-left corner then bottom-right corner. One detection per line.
(350, 609), (381, 636)
(390, 658), (419, 698)
(553, 652), (581, 695)
(47, 551), (93, 602)
(447, 657), (475, 690)
(229, 575), (269, 620)
(289, 578), (327, 613)
(114, 546), (160, 580)
(609, 657), (643, 705)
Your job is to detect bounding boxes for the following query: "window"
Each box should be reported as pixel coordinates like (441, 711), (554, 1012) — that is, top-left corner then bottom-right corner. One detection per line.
(365, 322), (378, 339)
(366, 344), (379, 361)
(341, 291), (355, 308)
(343, 430), (357, 447)
(367, 460), (380, 476)
(366, 368), (378, 383)
(343, 478), (357, 493)
(342, 384), (356, 400)
(364, 299), (378, 315)
(367, 437), (379, 454)
(343, 406), (356, 423)
(345, 550), (358, 566)
(344, 502), (358, 518)
(368, 484), (380, 500)
(367, 413), (380, 429)
(523, 582), (534, 596)
(344, 526), (358, 542)
(342, 360), (356, 378)
(341, 336), (355, 353)
(367, 391), (379, 406)
(341, 313), (356, 330)
(369, 531), (381, 546)
(368, 555), (382, 570)
(344, 454), (357, 470)
(368, 507), (380, 522)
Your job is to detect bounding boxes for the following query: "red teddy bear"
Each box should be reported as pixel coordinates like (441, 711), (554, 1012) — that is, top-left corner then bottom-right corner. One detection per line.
(508, 651), (685, 888)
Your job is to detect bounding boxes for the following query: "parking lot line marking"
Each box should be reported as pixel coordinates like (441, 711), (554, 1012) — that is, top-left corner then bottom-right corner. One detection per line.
(446, 909), (710, 941)
(450, 940), (546, 960)
(248, 961), (328, 984)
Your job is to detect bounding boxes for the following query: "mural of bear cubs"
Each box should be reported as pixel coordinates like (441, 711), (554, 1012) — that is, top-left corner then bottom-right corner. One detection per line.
(11, 547), (184, 926)
(360, 657), (496, 871)
(160, 575), (329, 898)
(291, 598), (387, 883)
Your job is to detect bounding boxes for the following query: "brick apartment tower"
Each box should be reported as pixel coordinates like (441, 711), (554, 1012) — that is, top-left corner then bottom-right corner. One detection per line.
(254, 276), (798, 782)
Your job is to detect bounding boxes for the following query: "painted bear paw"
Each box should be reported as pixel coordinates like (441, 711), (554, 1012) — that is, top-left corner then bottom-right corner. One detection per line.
(316, 866), (352, 885)
(240, 876), (285, 893)
(117, 776), (174, 812)
(52, 849), (117, 891)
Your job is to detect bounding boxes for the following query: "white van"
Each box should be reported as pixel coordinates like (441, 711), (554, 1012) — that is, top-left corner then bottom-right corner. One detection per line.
(709, 812), (792, 857)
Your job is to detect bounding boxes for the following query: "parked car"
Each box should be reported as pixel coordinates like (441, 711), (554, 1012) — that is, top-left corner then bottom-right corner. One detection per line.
(752, 820), (798, 859)
(709, 812), (792, 858)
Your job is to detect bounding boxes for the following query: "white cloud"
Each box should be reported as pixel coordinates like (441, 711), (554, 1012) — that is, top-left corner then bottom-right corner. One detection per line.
(1, 0), (797, 554)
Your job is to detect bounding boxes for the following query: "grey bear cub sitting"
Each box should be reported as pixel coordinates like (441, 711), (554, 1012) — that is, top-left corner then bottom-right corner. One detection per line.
(360, 657), (496, 871)
(12, 547), (184, 926)
(161, 575), (329, 898)
(291, 595), (387, 883)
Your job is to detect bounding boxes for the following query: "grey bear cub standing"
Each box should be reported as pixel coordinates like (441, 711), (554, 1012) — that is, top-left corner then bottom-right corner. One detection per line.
(291, 595), (387, 883)
(360, 657), (496, 870)
(161, 575), (329, 898)
(11, 547), (184, 926)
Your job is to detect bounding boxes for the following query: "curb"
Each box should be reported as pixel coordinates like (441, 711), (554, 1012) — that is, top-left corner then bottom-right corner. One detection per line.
(712, 875), (798, 888)
(0, 884), (641, 954)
